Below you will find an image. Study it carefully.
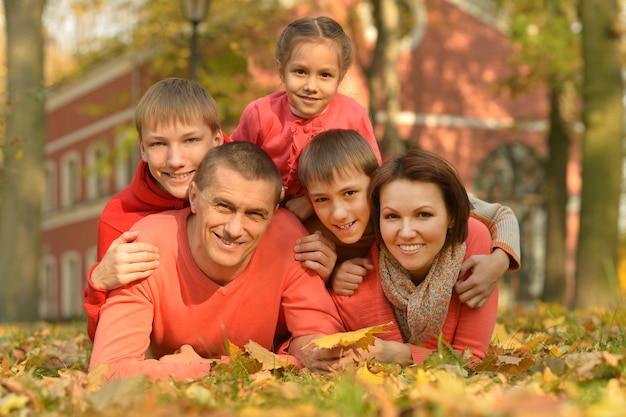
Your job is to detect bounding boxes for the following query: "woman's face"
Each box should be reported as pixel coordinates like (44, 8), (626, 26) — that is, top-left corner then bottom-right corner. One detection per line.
(379, 179), (451, 284)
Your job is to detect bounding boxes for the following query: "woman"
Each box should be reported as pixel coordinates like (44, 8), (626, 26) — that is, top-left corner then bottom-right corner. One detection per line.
(326, 149), (498, 365)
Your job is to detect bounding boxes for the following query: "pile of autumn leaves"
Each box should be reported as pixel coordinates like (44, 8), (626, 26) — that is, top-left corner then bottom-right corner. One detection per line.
(1, 302), (626, 417)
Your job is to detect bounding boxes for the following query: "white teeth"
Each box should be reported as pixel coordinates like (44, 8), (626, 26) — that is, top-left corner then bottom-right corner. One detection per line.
(169, 172), (190, 179)
(400, 244), (422, 251)
(336, 221), (354, 230)
(219, 237), (237, 246)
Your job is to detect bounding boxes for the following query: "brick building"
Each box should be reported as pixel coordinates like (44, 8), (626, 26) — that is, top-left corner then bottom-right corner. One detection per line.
(40, 0), (551, 319)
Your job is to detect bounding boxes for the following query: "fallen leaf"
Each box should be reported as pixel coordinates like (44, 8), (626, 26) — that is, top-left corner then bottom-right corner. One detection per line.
(303, 322), (393, 351)
(244, 340), (291, 370)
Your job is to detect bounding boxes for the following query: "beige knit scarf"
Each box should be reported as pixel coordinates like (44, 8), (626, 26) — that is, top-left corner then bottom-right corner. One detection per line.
(379, 242), (466, 344)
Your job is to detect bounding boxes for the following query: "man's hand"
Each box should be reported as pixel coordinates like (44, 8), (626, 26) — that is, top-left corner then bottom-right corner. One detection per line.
(91, 231), (160, 290)
(331, 258), (373, 295)
(285, 195), (314, 222)
(455, 248), (509, 308)
(158, 344), (216, 365)
(294, 231), (337, 281)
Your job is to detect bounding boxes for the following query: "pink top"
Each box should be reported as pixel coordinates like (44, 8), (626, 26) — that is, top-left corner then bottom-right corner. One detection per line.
(331, 217), (497, 363)
(89, 208), (345, 381)
(231, 91), (382, 198)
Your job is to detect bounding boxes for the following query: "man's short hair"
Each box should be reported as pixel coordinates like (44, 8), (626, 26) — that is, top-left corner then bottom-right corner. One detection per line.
(194, 142), (283, 206)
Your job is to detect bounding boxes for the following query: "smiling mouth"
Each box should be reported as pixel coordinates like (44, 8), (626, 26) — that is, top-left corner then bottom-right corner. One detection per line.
(335, 221), (355, 230)
(167, 172), (193, 180)
(399, 244), (424, 251)
(215, 233), (242, 247)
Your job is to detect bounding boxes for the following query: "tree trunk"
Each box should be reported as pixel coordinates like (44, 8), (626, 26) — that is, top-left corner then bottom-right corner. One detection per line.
(366, 0), (405, 157)
(0, 0), (47, 322)
(541, 86), (570, 306)
(378, 0), (404, 155)
(574, 0), (623, 308)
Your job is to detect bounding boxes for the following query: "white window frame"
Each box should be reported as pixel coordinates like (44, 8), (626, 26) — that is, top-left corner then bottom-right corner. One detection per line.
(38, 255), (58, 320)
(115, 131), (141, 191)
(43, 160), (57, 212)
(60, 151), (81, 207)
(86, 140), (111, 200)
(60, 251), (83, 319)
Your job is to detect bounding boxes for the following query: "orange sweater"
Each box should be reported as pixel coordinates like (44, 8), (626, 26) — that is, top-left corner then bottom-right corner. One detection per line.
(89, 208), (344, 381)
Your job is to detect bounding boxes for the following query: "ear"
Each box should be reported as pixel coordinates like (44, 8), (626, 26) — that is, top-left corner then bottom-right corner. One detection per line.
(280, 186), (286, 202)
(277, 60), (285, 82)
(188, 182), (199, 213)
(139, 139), (148, 162)
(214, 129), (225, 146)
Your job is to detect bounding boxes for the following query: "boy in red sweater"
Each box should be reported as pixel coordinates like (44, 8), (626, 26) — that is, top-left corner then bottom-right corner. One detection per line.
(84, 78), (227, 340)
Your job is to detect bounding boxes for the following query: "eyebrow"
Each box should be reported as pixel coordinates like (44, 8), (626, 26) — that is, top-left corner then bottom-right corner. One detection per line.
(211, 195), (270, 217)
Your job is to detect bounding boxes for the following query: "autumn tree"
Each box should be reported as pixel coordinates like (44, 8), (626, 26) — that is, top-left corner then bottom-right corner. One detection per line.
(0, 0), (47, 321)
(574, 0), (624, 308)
(493, 0), (580, 306)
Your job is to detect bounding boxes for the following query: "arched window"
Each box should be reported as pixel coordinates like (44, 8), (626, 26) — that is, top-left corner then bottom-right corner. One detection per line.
(115, 128), (141, 191)
(474, 143), (546, 303)
(86, 140), (111, 200)
(61, 151), (81, 207)
(38, 256), (58, 320)
(61, 251), (83, 319)
(43, 160), (57, 212)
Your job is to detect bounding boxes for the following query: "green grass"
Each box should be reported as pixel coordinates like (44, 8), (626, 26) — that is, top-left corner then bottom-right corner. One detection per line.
(1, 303), (626, 416)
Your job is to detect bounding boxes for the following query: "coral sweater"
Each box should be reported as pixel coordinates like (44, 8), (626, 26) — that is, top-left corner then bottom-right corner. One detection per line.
(331, 217), (497, 363)
(231, 91), (382, 198)
(89, 208), (345, 381)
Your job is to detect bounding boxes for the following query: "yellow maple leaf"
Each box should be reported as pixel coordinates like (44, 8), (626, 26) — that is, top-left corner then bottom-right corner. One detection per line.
(244, 340), (291, 370)
(303, 322), (393, 351)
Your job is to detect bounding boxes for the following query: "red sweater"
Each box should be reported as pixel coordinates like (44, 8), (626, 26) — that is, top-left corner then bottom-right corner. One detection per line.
(331, 217), (498, 363)
(89, 208), (344, 381)
(231, 91), (382, 198)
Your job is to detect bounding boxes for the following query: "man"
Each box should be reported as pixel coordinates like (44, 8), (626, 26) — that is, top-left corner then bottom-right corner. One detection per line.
(89, 142), (344, 381)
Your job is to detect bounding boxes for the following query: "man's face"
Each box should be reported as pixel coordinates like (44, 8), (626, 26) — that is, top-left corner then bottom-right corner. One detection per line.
(306, 167), (372, 245)
(188, 166), (277, 284)
(140, 117), (223, 199)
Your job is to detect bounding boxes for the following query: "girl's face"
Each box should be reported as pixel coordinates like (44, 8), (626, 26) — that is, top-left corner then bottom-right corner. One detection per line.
(140, 117), (223, 199)
(281, 41), (342, 119)
(379, 179), (452, 284)
(306, 167), (372, 245)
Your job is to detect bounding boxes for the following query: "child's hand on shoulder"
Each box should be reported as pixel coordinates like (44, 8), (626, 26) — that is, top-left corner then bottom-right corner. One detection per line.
(285, 195), (314, 221)
(294, 231), (337, 281)
(331, 258), (373, 296)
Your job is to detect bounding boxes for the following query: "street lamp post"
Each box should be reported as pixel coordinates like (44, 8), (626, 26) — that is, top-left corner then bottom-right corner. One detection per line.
(181, 0), (210, 81)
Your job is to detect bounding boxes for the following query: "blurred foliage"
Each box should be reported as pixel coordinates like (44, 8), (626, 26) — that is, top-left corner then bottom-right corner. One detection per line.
(40, 0), (315, 129)
(492, 0), (581, 99)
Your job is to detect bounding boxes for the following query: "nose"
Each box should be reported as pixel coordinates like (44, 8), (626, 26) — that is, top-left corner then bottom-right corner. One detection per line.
(331, 200), (348, 221)
(303, 76), (316, 92)
(167, 143), (186, 168)
(224, 213), (243, 239)
(398, 218), (417, 239)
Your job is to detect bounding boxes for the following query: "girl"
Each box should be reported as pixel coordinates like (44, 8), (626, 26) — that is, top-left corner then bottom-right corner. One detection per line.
(231, 16), (381, 221)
